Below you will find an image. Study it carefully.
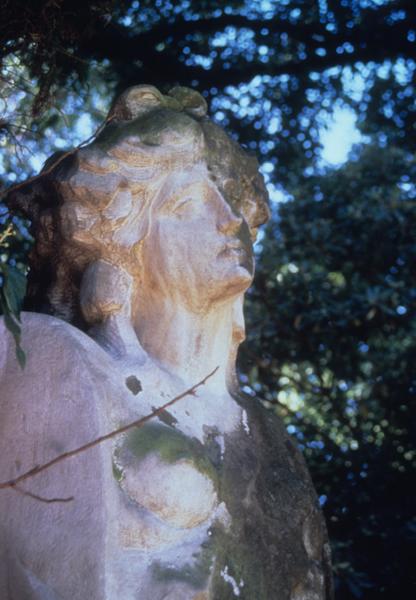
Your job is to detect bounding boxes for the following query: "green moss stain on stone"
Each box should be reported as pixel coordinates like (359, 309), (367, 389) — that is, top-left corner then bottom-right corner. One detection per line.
(151, 515), (269, 599)
(207, 426), (272, 600)
(126, 423), (219, 485)
(211, 537), (270, 600)
(94, 109), (199, 153)
(127, 423), (192, 462)
(152, 536), (216, 589)
(112, 456), (124, 482)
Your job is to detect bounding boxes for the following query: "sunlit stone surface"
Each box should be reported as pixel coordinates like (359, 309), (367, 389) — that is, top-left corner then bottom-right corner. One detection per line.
(0, 86), (332, 599)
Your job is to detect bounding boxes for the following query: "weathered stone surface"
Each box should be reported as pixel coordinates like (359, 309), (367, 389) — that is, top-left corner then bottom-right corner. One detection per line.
(1, 85), (332, 599)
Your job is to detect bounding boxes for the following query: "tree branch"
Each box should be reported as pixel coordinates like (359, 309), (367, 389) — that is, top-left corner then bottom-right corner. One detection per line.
(77, 2), (415, 89)
(0, 366), (219, 502)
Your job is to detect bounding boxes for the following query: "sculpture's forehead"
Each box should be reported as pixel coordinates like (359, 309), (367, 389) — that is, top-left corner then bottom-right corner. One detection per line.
(87, 107), (270, 229)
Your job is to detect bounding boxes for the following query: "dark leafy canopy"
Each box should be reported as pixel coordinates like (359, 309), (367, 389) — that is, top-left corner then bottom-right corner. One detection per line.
(241, 144), (416, 598)
(1, 0), (415, 187)
(0, 0), (415, 598)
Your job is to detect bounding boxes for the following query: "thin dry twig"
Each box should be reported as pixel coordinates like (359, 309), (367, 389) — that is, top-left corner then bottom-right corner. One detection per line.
(56, 46), (90, 65)
(4, 123), (41, 135)
(13, 484), (75, 504)
(0, 366), (219, 503)
(0, 73), (38, 97)
(1, 113), (115, 203)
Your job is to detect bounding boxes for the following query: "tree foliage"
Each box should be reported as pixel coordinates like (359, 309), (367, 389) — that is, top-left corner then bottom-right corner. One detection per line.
(241, 143), (416, 597)
(0, 1), (415, 597)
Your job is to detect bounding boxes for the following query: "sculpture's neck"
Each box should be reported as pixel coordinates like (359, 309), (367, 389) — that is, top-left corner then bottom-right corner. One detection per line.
(133, 296), (241, 394)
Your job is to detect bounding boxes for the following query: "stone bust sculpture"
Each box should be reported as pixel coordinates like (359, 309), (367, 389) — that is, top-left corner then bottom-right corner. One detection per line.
(0, 86), (332, 599)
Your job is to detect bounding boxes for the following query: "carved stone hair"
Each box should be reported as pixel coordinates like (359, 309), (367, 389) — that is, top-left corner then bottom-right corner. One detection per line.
(7, 86), (269, 329)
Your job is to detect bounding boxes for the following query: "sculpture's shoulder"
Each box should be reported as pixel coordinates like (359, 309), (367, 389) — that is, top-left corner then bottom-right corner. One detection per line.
(0, 312), (120, 436)
(236, 393), (327, 528)
(0, 311), (114, 382)
(0, 312), (120, 480)
(215, 392), (333, 600)
(240, 393), (311, 474)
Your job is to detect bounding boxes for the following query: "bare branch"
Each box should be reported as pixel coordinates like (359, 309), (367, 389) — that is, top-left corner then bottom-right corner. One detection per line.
(13, 485), (74, 504)
(0, 366), (219, 502)
(79, 4), (414, 88)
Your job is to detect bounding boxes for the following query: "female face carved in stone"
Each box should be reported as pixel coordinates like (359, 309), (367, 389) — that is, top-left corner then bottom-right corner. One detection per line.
(12, 85), (269, 325)
(139, 165), (254, 312)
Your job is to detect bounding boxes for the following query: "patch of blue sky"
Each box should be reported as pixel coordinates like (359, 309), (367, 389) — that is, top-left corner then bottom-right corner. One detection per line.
(267, 116), (281, 135)
(266, 183), (293, 204)
(244, 0), (279, 19)
(222, 70), (368, 189)
(210, 27), (256, 59)
(392, 58), (416, 85)
(375, 58), (416, 84)
(186, 54), (213, 69)
(28, 153), (48, 173)
(319, 106), (364, 166)
(259, 157), (292, 204)
(211, 28), (238, 48)
(359, 0), (393, 7)
(308, 440), (325, 450)
(120, 15), (133, 27)
(261, 161), (274, 175)
(74, 113), (94, 145)
(318, 0), (330, 17)
(242, 384), (256, 396)
(341, 67), (367, 102)
(318, 59), (405, 164)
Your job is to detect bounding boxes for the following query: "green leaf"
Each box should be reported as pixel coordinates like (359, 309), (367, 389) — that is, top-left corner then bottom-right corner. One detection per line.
(2, 300), (21, 338)
(2, 265), (27, 316)
(15, 344), (26, 369)
(0, 293), (26, 369)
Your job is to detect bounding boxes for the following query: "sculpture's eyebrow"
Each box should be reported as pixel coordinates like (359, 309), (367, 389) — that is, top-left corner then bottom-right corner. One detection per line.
(164, 180), (208, 208)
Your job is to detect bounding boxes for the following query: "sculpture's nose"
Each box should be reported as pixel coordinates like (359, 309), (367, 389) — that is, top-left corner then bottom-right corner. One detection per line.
(216, 196), (244, 235)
